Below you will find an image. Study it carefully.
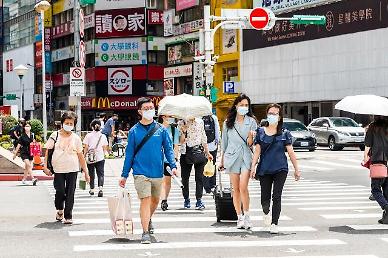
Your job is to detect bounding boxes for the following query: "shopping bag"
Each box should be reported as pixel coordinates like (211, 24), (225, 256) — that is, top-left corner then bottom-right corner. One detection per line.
(30, 142), (41, 157)
(79, 173), (87, 190)
(107, 188), (133, 236)
(203, 160), (215, 177)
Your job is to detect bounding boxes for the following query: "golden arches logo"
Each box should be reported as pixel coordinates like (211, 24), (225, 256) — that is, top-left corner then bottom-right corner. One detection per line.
(97, 97), (110, 109)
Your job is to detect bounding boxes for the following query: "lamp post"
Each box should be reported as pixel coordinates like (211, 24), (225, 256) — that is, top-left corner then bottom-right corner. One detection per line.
(14, 64), (29, 119)
(35, 0), (51, 141)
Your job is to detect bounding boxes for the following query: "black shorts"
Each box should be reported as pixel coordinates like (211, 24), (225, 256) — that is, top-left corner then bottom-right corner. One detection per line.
(20, 153), (33, 161)
(163, 163), (172, 177)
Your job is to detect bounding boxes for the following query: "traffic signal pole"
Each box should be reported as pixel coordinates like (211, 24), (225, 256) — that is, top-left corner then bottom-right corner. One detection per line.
(74, 0), (81, 135)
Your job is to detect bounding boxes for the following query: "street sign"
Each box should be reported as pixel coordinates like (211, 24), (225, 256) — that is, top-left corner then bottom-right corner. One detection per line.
(290, 15), (326, 25)
(223, 81), (236, 94)
(250, 8), (270, 30)
(79, 9), (85, 39)
(45, 81), (53, 92)
(70, 67), (85, 96)
(79, 40), (86, 68)
(5, 94), (17, 100)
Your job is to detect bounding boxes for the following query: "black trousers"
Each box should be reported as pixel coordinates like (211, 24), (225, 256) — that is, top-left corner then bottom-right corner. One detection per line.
(53, 172), (78, 220)
(258, 171), (288, 225)
(181, 154), (206, 200)
(371, 178), (388, 210)
(88, 160), (105, 189)
(203, 149), (218, 193)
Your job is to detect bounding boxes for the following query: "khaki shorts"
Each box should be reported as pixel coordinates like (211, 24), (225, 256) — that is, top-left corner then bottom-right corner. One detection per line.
(133, 175), (163, 199)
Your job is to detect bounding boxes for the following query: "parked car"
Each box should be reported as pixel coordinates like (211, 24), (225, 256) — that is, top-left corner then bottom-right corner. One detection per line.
(307, 117), (365, 151)
(283, 119), (317, 152)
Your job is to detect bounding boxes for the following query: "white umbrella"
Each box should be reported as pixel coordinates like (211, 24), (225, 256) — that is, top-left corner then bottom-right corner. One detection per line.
(158, 94), (212, 120)
(335, 95), (388, 116)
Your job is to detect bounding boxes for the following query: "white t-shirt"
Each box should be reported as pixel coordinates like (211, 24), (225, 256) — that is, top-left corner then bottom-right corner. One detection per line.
(83, 131), (109, 162)
(45, 131), (83, 173)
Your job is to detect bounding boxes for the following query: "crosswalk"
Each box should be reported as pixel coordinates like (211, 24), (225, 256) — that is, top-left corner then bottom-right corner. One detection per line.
(42, 166), (388, 257)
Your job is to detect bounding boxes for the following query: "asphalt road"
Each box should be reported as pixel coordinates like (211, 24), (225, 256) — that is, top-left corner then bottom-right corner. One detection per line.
(1, 148), (387, 258)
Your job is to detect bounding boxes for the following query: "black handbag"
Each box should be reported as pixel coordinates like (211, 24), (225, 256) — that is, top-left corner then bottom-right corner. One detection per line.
(185, 145), (207, 165)
(47, 132), (59, 174)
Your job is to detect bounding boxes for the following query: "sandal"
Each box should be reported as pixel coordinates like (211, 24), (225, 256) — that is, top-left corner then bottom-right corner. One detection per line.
(56, 211), (64, 221)
(63, 219), (73, 225)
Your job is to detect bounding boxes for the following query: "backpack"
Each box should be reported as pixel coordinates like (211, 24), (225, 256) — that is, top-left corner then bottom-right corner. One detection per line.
(203, 115), (216, 143)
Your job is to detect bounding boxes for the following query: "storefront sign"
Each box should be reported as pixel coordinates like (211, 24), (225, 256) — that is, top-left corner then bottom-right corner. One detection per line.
(85, 13), (95, 29)
(167, 45), (182, 65)
(52, 46), (74, 62)
(44, 6), (53, 27)
(52, 21), (74, 39)
(164, 64), (192, 78)
(108, 67), (133, 95)
(35, 15), (42, 41)
(148, 10), (163, 25)
(173, 19), (203, 36)
(82, 96), (163, 110)
(6, 59), (13, 72)
(176, 0), (199, 11)
(193, 62), (203, 96)
(35, 42), (43, 68)
(244, 0), (388, 51)
(222, 29), (237, 54)
(254, 0), (338, 13)
(95, 0), (145, 11)
(44, 28), (51, 51)
(95, 8), (146, 38)
(163, 78), (174, 96)
(163, 9), (175, 36)
(95, 37), (147, 66)
(0, 106), (11, 116)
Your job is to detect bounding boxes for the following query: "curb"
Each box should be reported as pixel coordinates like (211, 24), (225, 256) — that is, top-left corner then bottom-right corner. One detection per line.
(0, 174), (53, 181)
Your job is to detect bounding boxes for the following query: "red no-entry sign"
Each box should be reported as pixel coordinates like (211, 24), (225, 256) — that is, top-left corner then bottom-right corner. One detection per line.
(249, 8), (271, 30)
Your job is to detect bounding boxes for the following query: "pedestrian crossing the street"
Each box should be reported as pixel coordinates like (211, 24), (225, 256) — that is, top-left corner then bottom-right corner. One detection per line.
(42, 167), (387, 258)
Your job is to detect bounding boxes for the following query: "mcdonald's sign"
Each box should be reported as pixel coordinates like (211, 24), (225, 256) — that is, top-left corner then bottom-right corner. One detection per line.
(82, 96), (164, 110)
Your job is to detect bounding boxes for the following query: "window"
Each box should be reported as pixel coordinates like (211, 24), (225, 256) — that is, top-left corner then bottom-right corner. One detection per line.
(222, 67), (238, 82)
(147, 0), (157, 9)
(148, 52), (157, 64)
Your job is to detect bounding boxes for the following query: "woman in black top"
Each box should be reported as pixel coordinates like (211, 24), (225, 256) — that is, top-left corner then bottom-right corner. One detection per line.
(13, 122), (38, 186)
(364, 116), (388, 224)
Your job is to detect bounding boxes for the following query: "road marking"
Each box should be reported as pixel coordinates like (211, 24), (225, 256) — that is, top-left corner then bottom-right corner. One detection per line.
(285, 189), (369, 194)
(73, 208), (267, 215)
(68, 226), (317, 237)
(381, 238), (388, 243)
(311, 160), (363, 170)
(347, 224), (388, 230)
(243, 255), (378, 258)
(284, 201), (374, 206)
(298, 165), (331, 171)
(72, 215), (292, 224)
(73, 239), (346, 252)
(299, 206), (379, 211)
(321, 213), (382, 219)
(284, 196), (368, 201)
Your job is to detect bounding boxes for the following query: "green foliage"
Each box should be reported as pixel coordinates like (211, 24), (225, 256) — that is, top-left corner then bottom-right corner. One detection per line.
(1, 115), (18, 135)
(29, 119), (44, 138)
(0, 142), (13, 150)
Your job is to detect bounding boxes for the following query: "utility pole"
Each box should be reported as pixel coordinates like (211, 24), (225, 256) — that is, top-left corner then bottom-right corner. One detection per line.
(73, 0), (81, 135)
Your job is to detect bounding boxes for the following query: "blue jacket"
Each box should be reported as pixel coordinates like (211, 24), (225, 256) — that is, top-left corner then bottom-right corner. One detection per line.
(121, 121), (177, 179)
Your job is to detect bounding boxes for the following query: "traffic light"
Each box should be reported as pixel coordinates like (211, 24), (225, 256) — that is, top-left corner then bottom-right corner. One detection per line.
(5, 94), (17, 100)
(290, 15), (326, 25)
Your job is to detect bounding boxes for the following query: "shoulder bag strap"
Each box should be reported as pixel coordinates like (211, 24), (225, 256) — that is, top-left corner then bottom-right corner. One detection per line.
(233, 125), (253, 154)
(94, 135), (103, 150)
(134, 123), (161, 158)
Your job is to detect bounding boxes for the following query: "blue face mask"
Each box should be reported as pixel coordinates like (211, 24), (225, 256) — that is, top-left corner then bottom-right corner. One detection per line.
(267, 114), (279, 125)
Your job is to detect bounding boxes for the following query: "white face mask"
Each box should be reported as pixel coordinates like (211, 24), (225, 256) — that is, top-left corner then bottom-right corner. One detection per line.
(237, 106), (249, 116)
(267, 114), (279, 125)
(63, 124), (74, 132)
(143, 109), (155, 121)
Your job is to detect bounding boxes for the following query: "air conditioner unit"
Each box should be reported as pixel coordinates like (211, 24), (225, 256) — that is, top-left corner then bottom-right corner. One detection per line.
(173, 15), (180, 24)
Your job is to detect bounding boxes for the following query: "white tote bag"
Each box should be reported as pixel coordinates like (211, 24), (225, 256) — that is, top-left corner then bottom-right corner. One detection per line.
(107, 188), (133, 236)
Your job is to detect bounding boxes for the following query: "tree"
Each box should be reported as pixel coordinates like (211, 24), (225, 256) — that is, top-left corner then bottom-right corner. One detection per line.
(0, 115), (18, 135)
(29, 119), (44, 139)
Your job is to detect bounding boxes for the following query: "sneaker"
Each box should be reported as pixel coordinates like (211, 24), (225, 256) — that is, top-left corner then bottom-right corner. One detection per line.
(63, 219), (73, 225)
(22, 179), (27, 185)
(184, 199), (191, 209)
(98, 190), (103, 197)
(89, 189), (95, 196)
(244, 214), (252, 230)
(32, 178), (38, 186)
(195, 199), (205, 210)
(56, 211), (64, 221)
(161, 200), (168, 211)
(263, 213), (272, 227)
(270, 224), (279, 234)
(378, 210), (388, 224)
(148, 220), (154, 234)
(237, 215), (245, 229)
(141, 232), (151, 244)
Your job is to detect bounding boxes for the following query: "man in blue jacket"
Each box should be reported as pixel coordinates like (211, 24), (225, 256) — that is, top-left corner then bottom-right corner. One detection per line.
(119, 97), (177, 244)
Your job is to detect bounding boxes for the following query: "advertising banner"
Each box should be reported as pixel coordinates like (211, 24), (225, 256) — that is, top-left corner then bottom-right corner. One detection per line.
(167, 45), (182, 65)
(163, 9), (175, 36)
(95, 37), (147, 66)
(163, 78), (174, 96)
(164, 64), (192, 78)
(222, 29), (237, 54)
(148, 9), (163, 25)
(244, 0), (388, 51)
(176, 0), (199, 11)
(95, 0), (145, 11)
(108, 67), (133, 95)
(95, 8), (146, 38)
(254, 0), (338, 13)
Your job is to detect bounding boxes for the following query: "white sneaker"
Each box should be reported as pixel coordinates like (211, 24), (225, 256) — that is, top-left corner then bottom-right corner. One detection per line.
(244, 215), (252, 229)
(22, 179), (27, 185)
(263, 213), (271, 227)
(270, 224), (279, 234)
(237, 216), (245, 229)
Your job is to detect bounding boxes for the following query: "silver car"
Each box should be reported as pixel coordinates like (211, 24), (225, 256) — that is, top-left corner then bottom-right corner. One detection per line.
(283, 119), (317, 152)
(307, 117), (365, 151)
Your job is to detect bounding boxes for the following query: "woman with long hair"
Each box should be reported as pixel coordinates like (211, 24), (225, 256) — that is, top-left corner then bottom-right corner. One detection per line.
(364, 116), (388, 224)
(251, 103), (300, 234)
(13, 121), (38, 185)
(220, 94), (258, 229)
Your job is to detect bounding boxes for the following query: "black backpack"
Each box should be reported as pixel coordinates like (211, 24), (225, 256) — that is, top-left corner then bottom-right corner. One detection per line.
(203, 115), (216, 143)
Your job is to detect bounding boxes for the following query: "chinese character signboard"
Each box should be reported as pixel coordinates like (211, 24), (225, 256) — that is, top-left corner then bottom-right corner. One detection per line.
(95, 0), (145, 11)
(173, 19), (204, 36)
(52, 21), (74, 39)
(95, 8), (146, 38)
(148, 9), (163, 25)
(35, 42), (43, 68)
(167, 45), (182, 65)
(163, 9), (175, 36)
(108, 67), (133, 95)
(163, 78), (174, 96)
(244, 0), (388, 51)
(193, 62), (203, 96)
(254, 0), (337, 13)
(95, 37), (147, 66)
(164, 64), (192, 78)
(176, 0), (199, 11)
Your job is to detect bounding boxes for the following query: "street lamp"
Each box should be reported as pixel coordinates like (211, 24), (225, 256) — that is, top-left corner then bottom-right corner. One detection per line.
(35, 0), (50, 141)
(14, 64), (29, 119)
